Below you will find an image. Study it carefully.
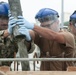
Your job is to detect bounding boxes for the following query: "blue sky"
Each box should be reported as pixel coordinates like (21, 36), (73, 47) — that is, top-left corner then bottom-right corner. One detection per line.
(1, 0), (76, 23)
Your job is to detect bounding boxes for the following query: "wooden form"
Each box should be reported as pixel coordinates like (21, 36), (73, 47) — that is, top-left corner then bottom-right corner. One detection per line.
(5, 71), (76, 75)
(67, 66), (76, 71)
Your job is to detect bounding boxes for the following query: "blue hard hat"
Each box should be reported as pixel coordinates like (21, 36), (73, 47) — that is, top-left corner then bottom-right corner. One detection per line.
(70, 11), (76, 20)
(35, 8), (59, 19)
(0, 2), (9, 16)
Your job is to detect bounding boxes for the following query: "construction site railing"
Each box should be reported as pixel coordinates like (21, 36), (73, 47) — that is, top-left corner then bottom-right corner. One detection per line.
(0, 58), (76, 61)
(0, 58), (76, 71)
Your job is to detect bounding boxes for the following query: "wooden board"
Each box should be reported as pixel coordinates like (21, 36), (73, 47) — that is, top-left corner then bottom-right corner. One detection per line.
(0, 66), (10, 73)
(67, 66), (76, 71)
(5, 71), (76, 75)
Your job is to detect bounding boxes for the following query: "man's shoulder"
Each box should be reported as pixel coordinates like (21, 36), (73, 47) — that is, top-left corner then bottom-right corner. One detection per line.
(60, 30), (74, 37)
(60, 31), (75, 43)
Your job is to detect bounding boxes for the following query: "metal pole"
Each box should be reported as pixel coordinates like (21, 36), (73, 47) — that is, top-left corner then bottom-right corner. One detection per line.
(61, 0), (64, 28)
(0, 58), (76, 61)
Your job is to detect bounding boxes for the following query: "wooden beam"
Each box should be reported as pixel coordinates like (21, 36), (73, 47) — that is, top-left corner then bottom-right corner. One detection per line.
(6, 71), (76, 75)
(8, 0), (22, 37)
(8, 0), (30, 70)
(67, 66), (76, 71)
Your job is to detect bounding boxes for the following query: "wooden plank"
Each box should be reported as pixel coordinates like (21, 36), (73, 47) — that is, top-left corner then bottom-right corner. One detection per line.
(6, 71), (76, 75)
(0, 66), (10, 73)
(8, 0), (30, 70)
(67, 66), (76, 71)
(8, 0), (22, 36)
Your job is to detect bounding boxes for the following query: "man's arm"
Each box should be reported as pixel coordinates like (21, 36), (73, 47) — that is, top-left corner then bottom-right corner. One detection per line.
(16, 16), (65, 44)
(33, 25), (65, 44)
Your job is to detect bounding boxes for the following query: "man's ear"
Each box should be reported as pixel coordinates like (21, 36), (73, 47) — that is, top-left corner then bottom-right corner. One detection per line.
(69, 22), (71, 27)
(68, 22), (72, 29)
(69, 22), (72, 25)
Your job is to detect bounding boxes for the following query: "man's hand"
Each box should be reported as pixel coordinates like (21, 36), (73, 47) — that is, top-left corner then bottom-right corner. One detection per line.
(18, 27), (31, 41)
(8, 16), (17, 34)
(17, 16), (34, 29)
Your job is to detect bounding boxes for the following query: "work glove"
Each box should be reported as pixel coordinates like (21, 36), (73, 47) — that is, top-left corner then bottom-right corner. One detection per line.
(8, 10), (12, 17)
(18, 26), (31, 41)
(17, 16), (34, 29)
(8, 16), (17, 34)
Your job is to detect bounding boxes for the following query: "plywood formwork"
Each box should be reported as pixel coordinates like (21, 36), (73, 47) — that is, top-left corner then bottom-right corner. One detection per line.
(5, 71), (76, 75)
(67, 66), (76, 71)
(0, 66), (10, 73)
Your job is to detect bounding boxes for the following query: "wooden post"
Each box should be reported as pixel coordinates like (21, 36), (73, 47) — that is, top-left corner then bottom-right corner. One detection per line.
(8, 0), (30, 70)
(8, 0), (22, 37)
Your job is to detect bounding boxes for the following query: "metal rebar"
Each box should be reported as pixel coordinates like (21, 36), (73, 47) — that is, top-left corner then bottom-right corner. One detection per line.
(0, 58), (76, 61)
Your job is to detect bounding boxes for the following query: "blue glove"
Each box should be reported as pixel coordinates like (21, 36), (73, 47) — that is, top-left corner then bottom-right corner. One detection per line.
(18, 27), (31, 41)
(8, 10), (12, 17)
(8, 16), (17, 34)
(17, 16), (34, 29)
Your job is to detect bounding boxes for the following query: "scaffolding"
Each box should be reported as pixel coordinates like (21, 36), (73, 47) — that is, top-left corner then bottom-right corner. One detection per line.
(0, 58), (76, 61)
